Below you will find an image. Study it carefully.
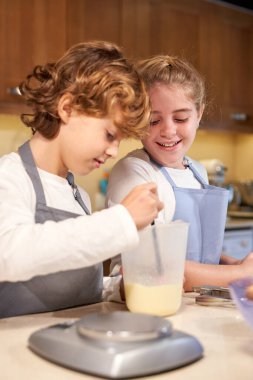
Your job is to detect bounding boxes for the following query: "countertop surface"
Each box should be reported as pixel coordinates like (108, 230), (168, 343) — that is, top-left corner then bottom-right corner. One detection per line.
(1, 294), (253, 380)
(226, 217), (253, 230)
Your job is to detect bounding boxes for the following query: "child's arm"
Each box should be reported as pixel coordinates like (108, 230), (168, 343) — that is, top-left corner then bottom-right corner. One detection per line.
(0, 163), (162, 282)
(219, 254), (240, 265)
(184, 252), (253, 291)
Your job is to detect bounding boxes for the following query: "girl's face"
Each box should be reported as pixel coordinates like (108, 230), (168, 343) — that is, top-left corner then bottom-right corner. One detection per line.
(142, 83), (203, 169)
(58, 111), (123, 176)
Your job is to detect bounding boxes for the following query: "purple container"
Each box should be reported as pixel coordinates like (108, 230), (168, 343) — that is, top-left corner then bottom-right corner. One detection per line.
(229, 276), (253, 330)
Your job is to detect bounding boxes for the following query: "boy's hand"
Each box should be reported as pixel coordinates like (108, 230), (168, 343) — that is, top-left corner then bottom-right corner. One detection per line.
(120, 182), (164, 230)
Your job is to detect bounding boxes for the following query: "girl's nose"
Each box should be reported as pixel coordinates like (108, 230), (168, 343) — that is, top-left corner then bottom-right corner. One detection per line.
(160, 120), (176, 137)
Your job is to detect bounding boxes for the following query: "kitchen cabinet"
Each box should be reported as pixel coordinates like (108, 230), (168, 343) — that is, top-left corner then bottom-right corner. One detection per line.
(128, 0), (253, 132)
(0, 0), (253, 133)
(120, 0), (253, 132)
(222, 228), (253, 259)
(65, 0), (155, 60)
(0, 0), (67, 114)
(199, 2), (253, 132)
(142, 0), (203, 66)
(66, 0), (121, 47)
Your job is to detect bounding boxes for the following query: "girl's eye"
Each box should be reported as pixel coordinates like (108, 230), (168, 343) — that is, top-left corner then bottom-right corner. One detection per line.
(175, 118), (188, 123)
(150, 119), (160, 126)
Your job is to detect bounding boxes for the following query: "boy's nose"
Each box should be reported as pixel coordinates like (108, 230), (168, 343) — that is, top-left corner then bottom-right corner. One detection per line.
(106, 143), (119, 158)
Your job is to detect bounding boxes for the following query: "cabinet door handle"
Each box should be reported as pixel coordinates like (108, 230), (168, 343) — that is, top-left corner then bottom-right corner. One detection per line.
(230, 113), (248, 121)
(7, 86), (21, 96)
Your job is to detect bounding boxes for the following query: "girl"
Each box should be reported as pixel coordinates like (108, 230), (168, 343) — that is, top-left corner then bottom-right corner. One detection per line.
(107, 55), (253, 291)
(0, 41), (163, 317)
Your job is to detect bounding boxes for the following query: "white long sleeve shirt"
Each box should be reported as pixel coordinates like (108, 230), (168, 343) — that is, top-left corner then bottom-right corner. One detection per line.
(0, 152), (139, 289)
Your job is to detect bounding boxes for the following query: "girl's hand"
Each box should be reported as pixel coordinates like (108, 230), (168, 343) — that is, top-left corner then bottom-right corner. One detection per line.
(238, 252), (253, 275)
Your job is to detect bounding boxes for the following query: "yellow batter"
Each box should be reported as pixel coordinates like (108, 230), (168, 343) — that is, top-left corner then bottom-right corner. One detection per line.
(124, 282), (182, 316)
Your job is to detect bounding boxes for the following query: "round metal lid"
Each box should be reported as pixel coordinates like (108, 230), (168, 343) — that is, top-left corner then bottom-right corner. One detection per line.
(76, 311), (172, 342)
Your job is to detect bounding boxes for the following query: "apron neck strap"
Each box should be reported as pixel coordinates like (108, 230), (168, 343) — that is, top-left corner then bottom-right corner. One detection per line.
(18, 141), (47, 205)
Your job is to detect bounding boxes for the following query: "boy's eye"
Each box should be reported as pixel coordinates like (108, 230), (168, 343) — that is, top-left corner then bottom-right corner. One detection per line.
(106, 131), (115, 141)
(150, 119), (160, 126)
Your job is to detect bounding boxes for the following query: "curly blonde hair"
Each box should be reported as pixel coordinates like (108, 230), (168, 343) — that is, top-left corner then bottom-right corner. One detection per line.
(136, 55), (205, 112)
(20, 41), (150, 139)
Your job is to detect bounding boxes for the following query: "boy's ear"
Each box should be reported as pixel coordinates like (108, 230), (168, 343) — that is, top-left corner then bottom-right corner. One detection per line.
(57, 93), (74, 123)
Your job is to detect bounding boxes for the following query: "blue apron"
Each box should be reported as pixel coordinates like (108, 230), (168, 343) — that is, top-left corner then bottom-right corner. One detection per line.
(0, 141), (103, 318)
(153, 157), (228, 264)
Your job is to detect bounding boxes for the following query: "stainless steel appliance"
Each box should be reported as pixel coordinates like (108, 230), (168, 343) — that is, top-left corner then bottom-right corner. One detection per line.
(228, 181), (253, 218)
(28, 311), (203, 378)
(200, 159), (235, 203)
(199, 159), (227, 186)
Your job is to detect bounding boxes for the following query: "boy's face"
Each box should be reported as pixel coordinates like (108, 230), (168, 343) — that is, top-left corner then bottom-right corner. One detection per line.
(142, 83), (203, 169)
(58, 111), (123, 176)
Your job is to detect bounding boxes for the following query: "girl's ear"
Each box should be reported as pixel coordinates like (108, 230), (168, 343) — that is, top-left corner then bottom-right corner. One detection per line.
(197, 104), (205, 125)
(57, 93), (74, 123)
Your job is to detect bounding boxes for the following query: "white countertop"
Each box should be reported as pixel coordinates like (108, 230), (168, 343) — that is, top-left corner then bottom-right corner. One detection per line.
(1, 294), (253, 380)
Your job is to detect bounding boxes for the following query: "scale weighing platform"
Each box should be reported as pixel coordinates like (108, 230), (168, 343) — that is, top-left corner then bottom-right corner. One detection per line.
(28, 311), (203, 379)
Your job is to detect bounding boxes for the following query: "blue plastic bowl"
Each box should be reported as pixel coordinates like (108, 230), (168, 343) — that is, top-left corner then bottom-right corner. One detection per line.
(229, 277), (253, 330)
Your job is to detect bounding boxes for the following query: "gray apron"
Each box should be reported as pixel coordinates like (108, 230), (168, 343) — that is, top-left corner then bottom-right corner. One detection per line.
(154, 157), (228, 264)
(0, 141), (103, 318)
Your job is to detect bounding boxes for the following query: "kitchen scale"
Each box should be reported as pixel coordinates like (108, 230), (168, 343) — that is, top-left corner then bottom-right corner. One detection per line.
(28, 311), (203, 379)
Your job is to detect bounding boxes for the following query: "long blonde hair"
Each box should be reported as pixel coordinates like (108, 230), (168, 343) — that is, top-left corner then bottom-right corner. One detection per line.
(136, 55), (205, 112)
